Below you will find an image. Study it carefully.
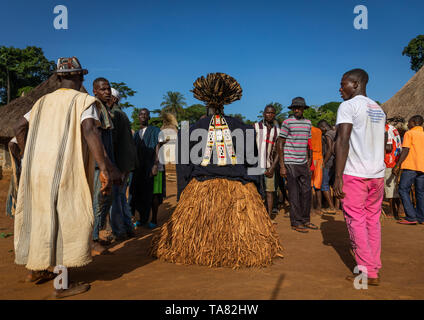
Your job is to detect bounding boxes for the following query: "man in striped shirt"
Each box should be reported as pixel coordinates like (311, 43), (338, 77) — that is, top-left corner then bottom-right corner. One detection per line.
(277, 97), (318, 233)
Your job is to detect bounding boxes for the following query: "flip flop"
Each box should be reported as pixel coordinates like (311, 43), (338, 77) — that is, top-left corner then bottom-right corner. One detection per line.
(322, 208), (337, 215)
(292, 226), (309, 233)
(25, 271), (56, 284)
(304, 222), (319, 230)
(53, 282), (91, 299)
(397, 219), (417, 225)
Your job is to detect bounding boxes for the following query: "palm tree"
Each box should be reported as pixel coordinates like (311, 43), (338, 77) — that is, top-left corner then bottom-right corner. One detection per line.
(160, 91), (187, 120)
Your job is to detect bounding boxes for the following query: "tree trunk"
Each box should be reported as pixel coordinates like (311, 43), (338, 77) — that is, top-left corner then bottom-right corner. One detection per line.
(6, 67), (10, 104)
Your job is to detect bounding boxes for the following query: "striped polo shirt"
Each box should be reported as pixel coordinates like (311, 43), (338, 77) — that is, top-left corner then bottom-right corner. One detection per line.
(279, 117), (312, 165)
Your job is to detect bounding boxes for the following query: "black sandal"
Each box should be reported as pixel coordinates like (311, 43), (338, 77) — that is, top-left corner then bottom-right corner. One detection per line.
(53, 282), (91, 299)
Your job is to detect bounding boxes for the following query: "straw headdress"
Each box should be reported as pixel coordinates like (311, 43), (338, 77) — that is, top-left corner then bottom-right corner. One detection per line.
(191, 73), (242, 111)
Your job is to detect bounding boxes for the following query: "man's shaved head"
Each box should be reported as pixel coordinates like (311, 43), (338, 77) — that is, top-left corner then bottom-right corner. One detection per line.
(139, 108), (150, 116)
(343, 68), (369, 86)
(410, 115), (424, 126)
(93, 77), (109, 89)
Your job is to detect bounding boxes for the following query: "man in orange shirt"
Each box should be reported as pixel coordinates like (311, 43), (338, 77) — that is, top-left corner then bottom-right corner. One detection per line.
(310, 126), (323, 214)
(393, 115), (424, 225)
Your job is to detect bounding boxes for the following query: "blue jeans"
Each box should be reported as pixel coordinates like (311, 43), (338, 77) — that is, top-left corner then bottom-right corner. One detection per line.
(93, 169), (113, 241)
(110, 180), (134, 237)
(398, 170), (424, 223)
(321, 167), (332, 192)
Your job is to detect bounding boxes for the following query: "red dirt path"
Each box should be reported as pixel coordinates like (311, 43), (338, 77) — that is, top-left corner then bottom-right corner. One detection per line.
(0, 172), (423, 300)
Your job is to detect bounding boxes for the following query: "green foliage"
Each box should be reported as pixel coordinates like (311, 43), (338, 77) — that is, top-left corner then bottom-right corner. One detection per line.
(0, 46), (55, 105)
(319, 101), (341, 113)
(257, 102), (289, 125)
(131, 107), (141, 131)
(149, 117), (163, 128)
(303, 102), (340, 127)
(110, 82), (137, 109)
(160, 91), (187, 120)
(402, 35), (424, 72)
(17, 86), (34, 97)
(227, 113), (246, 122)
(0, 233), (13, 239)
(183, 104), (206, 123)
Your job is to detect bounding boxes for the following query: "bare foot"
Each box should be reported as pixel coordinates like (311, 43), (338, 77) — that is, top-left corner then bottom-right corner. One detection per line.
(91, 241), (107, 256)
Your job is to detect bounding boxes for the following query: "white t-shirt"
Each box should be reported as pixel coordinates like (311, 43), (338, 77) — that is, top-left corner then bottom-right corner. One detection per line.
(336, 95), (386, 179)
(24, 104), (100, 125)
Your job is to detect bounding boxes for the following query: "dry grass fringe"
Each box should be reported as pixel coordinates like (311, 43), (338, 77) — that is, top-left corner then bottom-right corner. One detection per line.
(151, 178), (284, 269)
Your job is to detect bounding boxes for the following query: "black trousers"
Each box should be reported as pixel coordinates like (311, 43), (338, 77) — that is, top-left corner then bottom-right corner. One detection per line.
(285, 163), (312, 227)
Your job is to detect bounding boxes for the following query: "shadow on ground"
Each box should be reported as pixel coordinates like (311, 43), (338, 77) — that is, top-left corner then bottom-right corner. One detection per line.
(71, 200), (176, 284)
(320, 214), (356, 272)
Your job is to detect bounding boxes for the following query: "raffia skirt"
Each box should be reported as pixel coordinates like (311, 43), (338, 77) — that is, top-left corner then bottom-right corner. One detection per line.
(150, 178), (283, 268)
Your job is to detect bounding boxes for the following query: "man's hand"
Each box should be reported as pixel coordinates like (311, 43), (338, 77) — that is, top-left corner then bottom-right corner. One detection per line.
(264, 168), (274, 178)
(8, 141), (21, 160)
(333, 176), (345, 199)
(109, 165), (123, 185)
(151, 164), (159, 177)
(99, 170), (112, 195)
(393, 165), (401, 177)
(279, 164), (287, 178)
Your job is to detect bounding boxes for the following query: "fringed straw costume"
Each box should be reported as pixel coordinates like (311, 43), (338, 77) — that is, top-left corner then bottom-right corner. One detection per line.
(151, 73), (283, 268)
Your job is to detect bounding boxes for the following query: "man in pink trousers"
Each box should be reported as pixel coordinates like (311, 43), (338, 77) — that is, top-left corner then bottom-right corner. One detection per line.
(334, 68), (386, 286)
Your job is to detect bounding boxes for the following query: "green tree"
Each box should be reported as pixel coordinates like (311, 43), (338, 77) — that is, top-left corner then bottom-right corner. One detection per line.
(131, 107), (141, 131)
(227, 113), (246, 122)
(160, 91), (186, 120)
(183, 104), (206, 123)
(17, 86), (34, 97)
(303, 103), (339, 127)
(0, 46), (55, 105)
(319, 101), (340, 114)
(110, 82), (137, 109)
(402, 35), (424, 72)
(303, 107), (320, 127)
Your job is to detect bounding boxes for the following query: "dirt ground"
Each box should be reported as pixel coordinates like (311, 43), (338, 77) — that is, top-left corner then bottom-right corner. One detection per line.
(0, 171), (423, 300)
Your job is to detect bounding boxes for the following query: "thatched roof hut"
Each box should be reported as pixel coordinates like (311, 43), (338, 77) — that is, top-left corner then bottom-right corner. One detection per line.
(0, 74), (87, 172)
(382, 66), (424, 121)
(0, 74), (62, 139)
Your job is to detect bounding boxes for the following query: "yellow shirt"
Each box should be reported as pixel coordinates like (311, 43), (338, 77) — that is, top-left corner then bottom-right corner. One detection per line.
(401, 126), (424, 173)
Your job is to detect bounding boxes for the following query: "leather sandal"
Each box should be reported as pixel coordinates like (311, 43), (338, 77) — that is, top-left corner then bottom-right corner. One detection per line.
(291, 225), (309, 233)
(53, 282), (91, 299)
(322, 208), (337, 215)
(25, 270), (56, 284)
(397, 219), (417, 225)
(304, 222), (319, 230)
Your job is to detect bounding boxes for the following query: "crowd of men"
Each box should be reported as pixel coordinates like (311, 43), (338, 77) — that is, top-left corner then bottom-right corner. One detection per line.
(5, 56), (424, 297)
(254, 83), (424, 232)
(254, 68), (424, 285)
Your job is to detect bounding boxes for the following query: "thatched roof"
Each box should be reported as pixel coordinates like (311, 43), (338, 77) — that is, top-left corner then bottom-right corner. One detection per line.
(382, 66), (424, 120)
(0, 74), (87, 138)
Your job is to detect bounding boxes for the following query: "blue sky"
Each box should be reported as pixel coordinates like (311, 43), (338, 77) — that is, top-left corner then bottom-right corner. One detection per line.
(1, 0), (423, 120)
